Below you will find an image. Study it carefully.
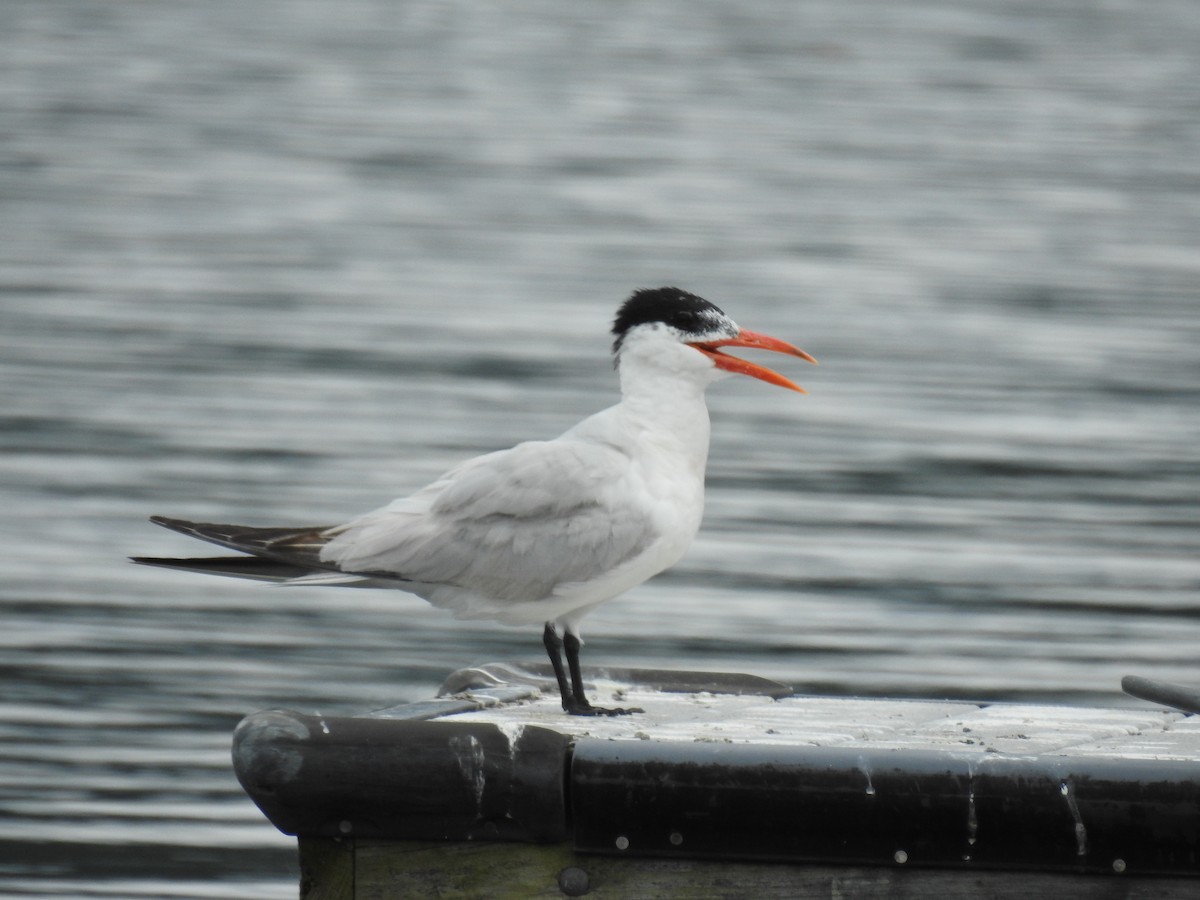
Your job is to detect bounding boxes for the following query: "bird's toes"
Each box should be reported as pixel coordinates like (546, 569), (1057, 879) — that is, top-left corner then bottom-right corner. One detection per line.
(570, 704), (644, 717)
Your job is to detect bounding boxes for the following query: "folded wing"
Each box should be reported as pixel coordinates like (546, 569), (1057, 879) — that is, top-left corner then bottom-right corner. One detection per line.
(320, 438), (658, 605)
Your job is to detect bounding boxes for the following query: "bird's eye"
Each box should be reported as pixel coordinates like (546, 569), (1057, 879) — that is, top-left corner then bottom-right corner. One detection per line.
(673, 311), (699, 329)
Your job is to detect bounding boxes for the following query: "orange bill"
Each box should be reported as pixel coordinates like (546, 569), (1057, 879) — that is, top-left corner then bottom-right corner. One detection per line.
(689, 329), (817, 393)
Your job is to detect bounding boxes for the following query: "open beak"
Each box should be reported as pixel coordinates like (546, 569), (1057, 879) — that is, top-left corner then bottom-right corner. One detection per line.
(689, 329), (818, 393)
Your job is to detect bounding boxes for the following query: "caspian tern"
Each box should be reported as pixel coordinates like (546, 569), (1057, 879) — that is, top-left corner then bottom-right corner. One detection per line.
(134, 287), (816, 715)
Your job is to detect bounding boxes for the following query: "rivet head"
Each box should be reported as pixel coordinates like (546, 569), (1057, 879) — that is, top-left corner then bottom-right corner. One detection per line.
(557, 866), (590, 897)
(894, 849), (909, 864)
(614, 835), (629, 850)
(669, 831), (683, 846)
(1112, 858), (1127, 873)
(338, 820), (352, 835)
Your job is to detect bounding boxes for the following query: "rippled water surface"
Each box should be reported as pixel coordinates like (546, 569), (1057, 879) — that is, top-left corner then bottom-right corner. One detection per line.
(3, 0), (1199, 896)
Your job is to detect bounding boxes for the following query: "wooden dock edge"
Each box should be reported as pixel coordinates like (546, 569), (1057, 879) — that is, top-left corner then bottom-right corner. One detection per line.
(232, 665), (1200, 898)
(298, 836), (1200, 900)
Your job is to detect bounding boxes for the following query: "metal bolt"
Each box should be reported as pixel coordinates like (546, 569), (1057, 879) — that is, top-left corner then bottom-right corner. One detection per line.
(894, 849), (908, 864)
(615, 835), (629, 850)
(557, 866), (590, 897)
(669, 831), (683, 846)
(1112, 858), (1127, 873)
(338, 820), (352, 835)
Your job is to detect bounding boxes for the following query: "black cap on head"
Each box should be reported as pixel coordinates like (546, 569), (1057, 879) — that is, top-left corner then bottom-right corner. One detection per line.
(611, 287), (729, 354)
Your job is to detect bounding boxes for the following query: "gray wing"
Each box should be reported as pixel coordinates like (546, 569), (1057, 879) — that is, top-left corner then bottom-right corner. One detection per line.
(320, 439), (658, 605)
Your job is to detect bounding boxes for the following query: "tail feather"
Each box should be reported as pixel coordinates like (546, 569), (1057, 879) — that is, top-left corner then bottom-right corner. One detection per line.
(131, 554), (316, 583)
(138, 516), (411, 587)
(149, 515), (336, 568)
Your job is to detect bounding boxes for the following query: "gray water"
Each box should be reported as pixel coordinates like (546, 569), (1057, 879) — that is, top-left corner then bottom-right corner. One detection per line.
(3, 0), (1199, 896)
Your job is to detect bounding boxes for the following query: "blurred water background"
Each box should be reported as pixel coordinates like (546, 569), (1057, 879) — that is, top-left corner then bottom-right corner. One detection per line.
(2, 0), (1198, 896)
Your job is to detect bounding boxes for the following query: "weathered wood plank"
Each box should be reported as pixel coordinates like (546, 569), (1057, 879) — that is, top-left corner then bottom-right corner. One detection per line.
(299, 837), (353, 900)
(350, 838), (1199, 899)
(442, 666), (1193, 760)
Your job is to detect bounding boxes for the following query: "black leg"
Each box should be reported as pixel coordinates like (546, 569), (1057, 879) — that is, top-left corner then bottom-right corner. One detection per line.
(542, 623), (574, 711)
(562, 631), (642, 717)
(563, 632), (592, 710)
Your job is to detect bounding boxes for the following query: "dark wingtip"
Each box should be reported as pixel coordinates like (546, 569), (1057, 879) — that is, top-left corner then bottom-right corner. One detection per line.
(130, 554), (189, 566)
(150, 514), (186, 528)
(130, 555), (184, 568)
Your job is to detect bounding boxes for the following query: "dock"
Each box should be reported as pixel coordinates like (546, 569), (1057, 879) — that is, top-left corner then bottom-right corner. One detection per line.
(233, 664), (1200, 898)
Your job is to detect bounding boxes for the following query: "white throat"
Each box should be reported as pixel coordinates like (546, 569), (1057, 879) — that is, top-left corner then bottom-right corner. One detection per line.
(610, 329), (725, 477)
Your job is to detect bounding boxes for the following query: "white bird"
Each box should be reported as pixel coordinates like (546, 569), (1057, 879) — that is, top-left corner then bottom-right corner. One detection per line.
(135, 287), (816, 715)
